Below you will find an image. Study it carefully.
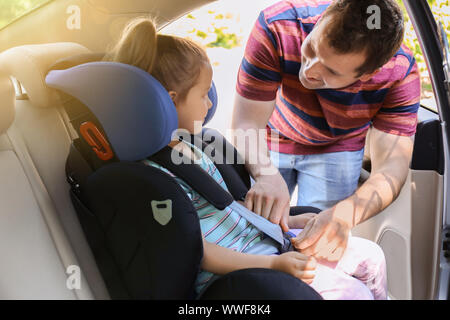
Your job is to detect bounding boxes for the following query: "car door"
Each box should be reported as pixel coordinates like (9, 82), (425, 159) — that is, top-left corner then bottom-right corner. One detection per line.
(352, 0), (449, 300)
(434, 17), (450, 302)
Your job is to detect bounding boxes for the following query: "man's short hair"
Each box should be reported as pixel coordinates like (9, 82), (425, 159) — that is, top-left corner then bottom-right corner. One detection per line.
(321, 0), (405, 76)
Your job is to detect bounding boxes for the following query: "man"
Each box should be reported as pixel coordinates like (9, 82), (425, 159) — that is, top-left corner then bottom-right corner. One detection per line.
(232, 0), (420, 261)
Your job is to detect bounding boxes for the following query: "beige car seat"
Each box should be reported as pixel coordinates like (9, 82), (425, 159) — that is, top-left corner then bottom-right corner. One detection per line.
(0, 42), (109, 299)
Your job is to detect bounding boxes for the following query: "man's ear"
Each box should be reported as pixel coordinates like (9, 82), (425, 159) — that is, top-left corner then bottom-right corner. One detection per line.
(359, 68), (381, 82)
(168, 90), (178, 106)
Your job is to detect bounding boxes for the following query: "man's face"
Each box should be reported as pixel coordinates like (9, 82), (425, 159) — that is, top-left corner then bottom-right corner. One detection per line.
(299, 16), (371, 90)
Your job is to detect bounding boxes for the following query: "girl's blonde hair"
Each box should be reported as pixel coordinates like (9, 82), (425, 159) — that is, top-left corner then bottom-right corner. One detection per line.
(103, 16), (210, 101)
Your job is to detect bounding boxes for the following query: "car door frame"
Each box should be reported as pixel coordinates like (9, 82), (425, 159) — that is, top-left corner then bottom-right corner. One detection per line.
(403, 0), (450, 300)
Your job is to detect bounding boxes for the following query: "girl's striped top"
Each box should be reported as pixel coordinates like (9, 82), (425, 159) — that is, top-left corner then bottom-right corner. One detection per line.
(236, 0), (420, 155)
(142, 141), (264, 295)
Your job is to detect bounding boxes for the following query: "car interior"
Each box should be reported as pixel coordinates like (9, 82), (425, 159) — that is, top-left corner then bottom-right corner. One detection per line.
(0, 0), (448, 300)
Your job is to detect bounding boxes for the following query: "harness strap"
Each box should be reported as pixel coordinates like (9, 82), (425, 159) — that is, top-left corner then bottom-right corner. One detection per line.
(149, 144), (291, 249)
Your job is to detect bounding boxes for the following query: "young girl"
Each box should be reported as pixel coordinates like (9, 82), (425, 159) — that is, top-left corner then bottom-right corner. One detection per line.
(104, 17), (387, 300)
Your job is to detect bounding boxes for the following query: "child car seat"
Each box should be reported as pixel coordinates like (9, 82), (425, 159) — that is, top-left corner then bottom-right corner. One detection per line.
(45, 61), (322, 300)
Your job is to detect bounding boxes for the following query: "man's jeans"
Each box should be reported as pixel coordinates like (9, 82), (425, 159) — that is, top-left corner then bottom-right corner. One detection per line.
(269, 149), (365, 211)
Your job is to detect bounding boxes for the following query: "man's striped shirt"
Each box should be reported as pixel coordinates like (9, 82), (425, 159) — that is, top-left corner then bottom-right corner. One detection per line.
(236, 0), (420, 154)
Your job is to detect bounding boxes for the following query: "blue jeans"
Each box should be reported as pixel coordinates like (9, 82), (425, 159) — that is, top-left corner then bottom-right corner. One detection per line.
(269, 149), (364, 211)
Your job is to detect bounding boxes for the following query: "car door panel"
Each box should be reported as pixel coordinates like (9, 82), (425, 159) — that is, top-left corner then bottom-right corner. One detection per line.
(353, 108), (444, 299)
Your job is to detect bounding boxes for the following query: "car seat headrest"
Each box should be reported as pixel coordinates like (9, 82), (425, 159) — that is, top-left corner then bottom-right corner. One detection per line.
(0, 42), (90, 108)
(205, 81), (218, 125)
(46, 62), (178, 161)
(46, 61), (218, 161)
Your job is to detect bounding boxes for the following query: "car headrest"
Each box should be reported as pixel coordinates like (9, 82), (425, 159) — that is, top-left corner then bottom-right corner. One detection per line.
(0, 42), (90, 108)
(46, 61), (218, 161)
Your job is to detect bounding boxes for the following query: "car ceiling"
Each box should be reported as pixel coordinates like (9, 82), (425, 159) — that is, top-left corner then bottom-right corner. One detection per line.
(0, 0), (216, 53)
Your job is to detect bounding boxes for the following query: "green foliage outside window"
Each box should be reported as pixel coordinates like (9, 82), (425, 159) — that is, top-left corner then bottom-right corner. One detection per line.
(184, 10), (241, 49)
(398, 0), (449, 101)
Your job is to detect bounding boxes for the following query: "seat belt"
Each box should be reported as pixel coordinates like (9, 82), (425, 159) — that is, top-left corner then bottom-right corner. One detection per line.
(149, 145), (294, 252)
(227, 201), (286, 246)
(195, 128), (251, 196)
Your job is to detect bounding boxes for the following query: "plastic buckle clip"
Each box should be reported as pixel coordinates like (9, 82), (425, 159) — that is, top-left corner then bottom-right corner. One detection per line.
(79, 121), (114, 161)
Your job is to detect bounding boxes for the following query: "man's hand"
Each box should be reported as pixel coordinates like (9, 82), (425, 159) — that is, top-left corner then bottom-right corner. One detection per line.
(231, 95), (288, 230)
(244, 172), (291, 232)
(291, 207), (352, 262)
(288, 213), (317, 229)
(291, 127), (414, 262)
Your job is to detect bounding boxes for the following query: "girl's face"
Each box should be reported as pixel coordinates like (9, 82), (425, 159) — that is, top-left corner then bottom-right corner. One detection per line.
(171, 64), (213, 135)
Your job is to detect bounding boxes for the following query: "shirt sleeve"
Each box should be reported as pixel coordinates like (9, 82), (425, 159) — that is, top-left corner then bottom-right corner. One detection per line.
(372, 54), (421, 137)
(236, 11), (282, 101)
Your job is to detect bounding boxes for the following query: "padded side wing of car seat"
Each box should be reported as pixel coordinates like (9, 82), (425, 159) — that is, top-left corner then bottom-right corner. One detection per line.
(199, 268), (323, 300)
(81, 161), (203, 299)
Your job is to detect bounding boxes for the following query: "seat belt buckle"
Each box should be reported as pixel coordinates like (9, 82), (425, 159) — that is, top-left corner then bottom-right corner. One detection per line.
(280, 231), (296, 253)
(284, 231), (296, 239)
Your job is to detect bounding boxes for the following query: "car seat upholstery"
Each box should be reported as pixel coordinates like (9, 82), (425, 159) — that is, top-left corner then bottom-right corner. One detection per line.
(0, 43), (109, 299)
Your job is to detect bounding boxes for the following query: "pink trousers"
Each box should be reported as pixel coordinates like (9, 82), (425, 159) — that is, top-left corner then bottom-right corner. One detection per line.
(290, 229), (388, 300)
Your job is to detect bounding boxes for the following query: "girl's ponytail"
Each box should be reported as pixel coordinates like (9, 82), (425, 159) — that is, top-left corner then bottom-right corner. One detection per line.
(105, 16), (210, 101)
(104, 16), (158, 73)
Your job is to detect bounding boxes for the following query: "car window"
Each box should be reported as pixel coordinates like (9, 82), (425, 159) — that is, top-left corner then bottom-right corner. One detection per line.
(160, 0), (277, 137)
(399, 0), (449, 112)
(0, 0), (52, 30)
(439, 21), (450, 99)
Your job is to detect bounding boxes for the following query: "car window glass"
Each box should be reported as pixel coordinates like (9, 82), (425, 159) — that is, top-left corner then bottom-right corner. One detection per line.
(0, 0), (52, 30)
(438, 22), (450, 98)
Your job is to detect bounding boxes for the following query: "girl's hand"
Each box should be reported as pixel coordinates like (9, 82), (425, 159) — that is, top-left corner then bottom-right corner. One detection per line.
(288, 213), (318, 229)
(271, 251), (317, 284)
